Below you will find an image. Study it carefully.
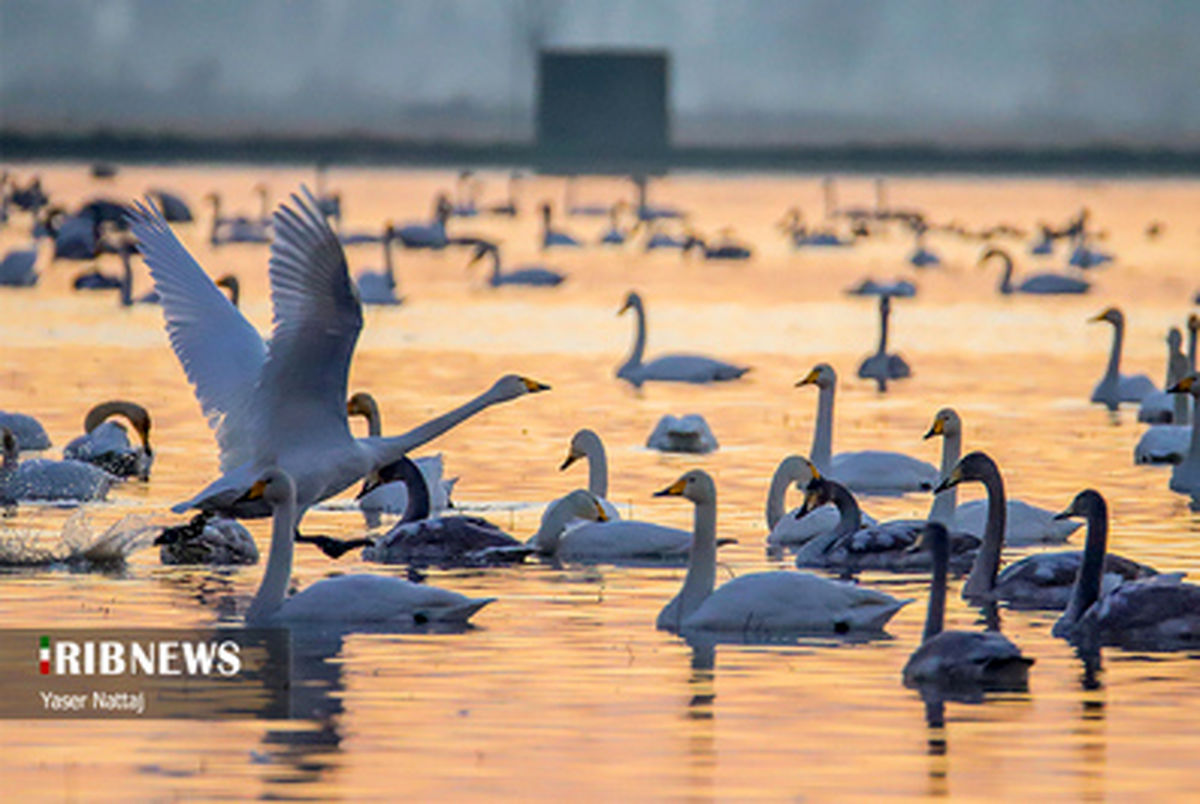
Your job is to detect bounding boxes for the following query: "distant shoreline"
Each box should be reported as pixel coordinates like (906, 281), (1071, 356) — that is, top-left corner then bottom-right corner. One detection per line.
(2, 131), (1198, 176)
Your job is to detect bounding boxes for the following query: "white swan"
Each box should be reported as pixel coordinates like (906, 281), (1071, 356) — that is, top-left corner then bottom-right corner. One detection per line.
(62, 400), (153, 480)
(245, 467), (493, 626)
(1134, 317), (1197, 464)
(559, 429), (622, 520)
(1137, 327), (1188, 423)
(1053, 489), (1200, 650)
(856, 295), (910, 392)
(154, 511), (258, 565)
(925, 407), (1079, 545)
(979, 247), (1088, 295)
(469, 241), (565, 287)
(645, 414), (718, 454)
(1, 427), (114, 503)
(795, 363), (937, 494)
(1089, 307), (1157, 410)
(127, 191), (549, 546)
(616, 291), (749, 387)
(654, 469), (910, 634)
(206, 188), (271, 246)
(764, 455), (878, 550)
(348, 392), (454, 517)
(355, 224), (403, 305)
(1167, 373), (1200, 496)
(903, 522), (1033, 691)
(0, 410), (50, 451)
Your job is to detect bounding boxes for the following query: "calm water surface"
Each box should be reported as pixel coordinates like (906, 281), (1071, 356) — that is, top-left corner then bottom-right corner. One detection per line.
(2, 166), (1200, 800)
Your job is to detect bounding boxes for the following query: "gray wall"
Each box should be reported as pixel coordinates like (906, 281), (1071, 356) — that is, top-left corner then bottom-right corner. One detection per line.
(3, 0), (1198, 147)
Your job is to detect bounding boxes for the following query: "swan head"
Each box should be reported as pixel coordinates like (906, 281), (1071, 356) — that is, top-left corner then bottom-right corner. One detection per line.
(1054, 489), (1106, 521)
(1089, 307), (1122, 326)
(1, 427), (17, 463)
(560, 428), (600, 470)
(1188, 314), (1199, 334)
(924, 407), (961, 440)
(558, 488), (608, 522)
(795, 363), (836, 390)
(1167, 327), (1183, 349)
(1168, 372), (1200, 396)
(468, 241), (498, 265)
(215, 274), (240, 305)
(933, 451), (999, 494)
(617, 291), (642, 316)
(490, 374), (550, 401)
(239, 467), (296, 507)
(346, 391), (379, 421)
(776, 455), (817, 491)
(797, 474), (841, 518)
(977, 246), (1011, 267)
(358, 454), (421, 499)
(653, 469), (716, 505)
(84, 400), (152, 449)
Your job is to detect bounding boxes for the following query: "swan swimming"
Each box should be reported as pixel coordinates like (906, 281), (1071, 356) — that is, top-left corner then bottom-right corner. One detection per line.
(0, 410), (50, 451)
(645, 414), (718, 454)
(764, 455), (879, 550)
(1089, 307), (1157, 410)
(559, 429), (622, 520)
(469, 241), (566, 287)
(654, 469), (910, 634)
(979, 247), (1089, 295)
(243, 467), (494, 627)
(1053, 489), (1200, 650)
(1166, 373), (1200, 497)
(1134, 316), (1197, 464)
(902, 522), (1033, 692)
(1136, 327), (1188, 424)
(354, 224), (403, 305)
(795, 363), (937, 494)
(616, 291), (749, 387)
(127, 189), (550, 544)
(154, 511), (257, 565)
(1, 427), (114, 503)
(856, 295), (911, 392)
(62, 400), (153, 480)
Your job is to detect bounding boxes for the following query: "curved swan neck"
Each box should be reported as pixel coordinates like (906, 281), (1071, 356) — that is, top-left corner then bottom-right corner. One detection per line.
(928, 429), (961, 525)
(962, 465), (1007, 600)
(382, 235), (396, 288)
(811, 382), (835, 470)
(924, 528), (949, 642)
(620, 297), (647, 374)
(579, 431), (608, 498)
(676, 497), (718, 624)
(531, 496), (584, 553)
(829, 482), (862, 535)
(1104, 317), (1123, 381)
(765, 458), (804, 529)
(247, 488), (297, 624)
(996, 252), (1014, 294)
(1070, 500), (1107, 624)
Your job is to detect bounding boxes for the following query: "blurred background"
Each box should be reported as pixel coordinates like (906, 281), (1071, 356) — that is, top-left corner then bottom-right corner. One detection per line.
(3, 0), (1199, 169)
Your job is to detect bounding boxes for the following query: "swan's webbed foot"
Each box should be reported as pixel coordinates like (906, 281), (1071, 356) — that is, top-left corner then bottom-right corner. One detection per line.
(294, 530), (372, 559)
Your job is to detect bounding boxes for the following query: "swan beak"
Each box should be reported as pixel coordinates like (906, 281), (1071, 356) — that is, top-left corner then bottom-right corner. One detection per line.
(356, 472), (382, 499)
(1168, 376), (1195, 393)
(653, 478), (687, 497)
(795, 488), (821, 519)
(932, 467), (962, 494)
(560, 450), (582, 471)
(617, 300), (632, 315)
(904, 531), (929, 554)
(521, 377), (551, 393)
(1052, 503), (1077, 521)
(240, 479), (267, 502)
(795, 368), (820, 387)
(924, 418), (945, 439)
(594, 501), (609, 522)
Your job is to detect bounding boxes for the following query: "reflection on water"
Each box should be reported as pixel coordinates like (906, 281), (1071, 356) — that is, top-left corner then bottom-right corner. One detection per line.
(1, 165), (1199, 797)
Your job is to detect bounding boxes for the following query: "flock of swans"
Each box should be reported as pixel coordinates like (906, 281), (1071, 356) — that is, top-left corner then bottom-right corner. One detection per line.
(1, 170), (1198, 707)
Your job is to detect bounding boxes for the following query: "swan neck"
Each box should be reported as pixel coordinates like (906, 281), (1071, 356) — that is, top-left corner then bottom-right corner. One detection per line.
(532, 497), (581, 553)
(1065, 502), (1108, 626)
(1104, 319), (1123, 381)
(119, 247), (133, 306)
(582, 432), (608, 498)
(365, 386), (500, 463)
(962, 468), (1007, 600)
(928, 430), (961, 525)
(382, 235), (396, 287)
(621, 298), (647, 374)
(765, 462), (793, 530)
(399, 464), (431, 523)
(489, 248), (502, 282)
(877, 302), (889, 354)
(923, 531), (949, 642)
(1189, 394), (1200, 457)
(999, 256), (1014, 294)
(830, 483), (862, 535)
(811, 383), (834, 470)
(1189, 326), (1198, 372)
(209, 195), (220, 245)
(247, 493), (296, 624)
(676, 498), (718, 624)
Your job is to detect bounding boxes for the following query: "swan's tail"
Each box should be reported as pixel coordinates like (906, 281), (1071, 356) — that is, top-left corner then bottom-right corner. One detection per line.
(437, 597), (496, 623)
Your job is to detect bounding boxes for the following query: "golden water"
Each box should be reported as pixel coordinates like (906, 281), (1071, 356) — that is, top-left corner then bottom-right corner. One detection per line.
(2, 165), (1199, 800)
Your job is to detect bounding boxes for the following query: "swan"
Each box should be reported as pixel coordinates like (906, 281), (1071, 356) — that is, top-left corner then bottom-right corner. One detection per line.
(0, 410), (50, 451)
(117, 239), (160, 305)
(616, 291), (749, 387)
(469, 241), (565, 287)
(127, 189), (550, 542)
(979, 247), (1089, 295)
(1134, 316), (1198, 463)
(1069, 236), (1112, 269)
(654, 469), (910, 634)
(643, 223), (687, 251)
(1, 427), (114, 503)
(540, 203), (580, 248)
(1089, 307), (1157, 410)
(795, 363), (937, 494)
(0, 245), (37, 287)
(857, 295), (911, 392)
(1167, 373), (1200, 496)
(559, 429), (622, 520)
(633, 175), (684, 222)
(845, 278), (916, 298)
(358, 456), (539, 567)
(146, 189), (192, 223)
(682, 230), (752, 260)
(764, 455), (879, 550)
(934, 452), (1154, 610)
(925, 407), (1080, 545)
(599, 202), (629, 245)
(484, 171), (521, 217)
(779, 208), (850, 248)
(73, 262), (123, 290)
(62, 400), (153, 480)
(1136, 327), (1189, 423)
(347, 392), (454, 517)
(354, 224), (403, 305)
(154, 511), (258, 565)
(206, 188), (271, 246)
(531, 494), (699, 563)
(564, 176), (610, 217)
(902, 522), (1033, 691)
(908, 229), (940, 268)
(450, 170), (479, 218)
(645, 414), (718, 453)
(1053, 490), (1200, 649)
(244, 467), (494, 627)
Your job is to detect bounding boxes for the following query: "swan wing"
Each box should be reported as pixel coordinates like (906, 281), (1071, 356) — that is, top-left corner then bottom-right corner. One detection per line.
(128, 199), (267, 471)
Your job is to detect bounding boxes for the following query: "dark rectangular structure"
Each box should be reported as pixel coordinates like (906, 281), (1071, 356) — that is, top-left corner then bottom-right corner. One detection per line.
(536, 49), (669, 172)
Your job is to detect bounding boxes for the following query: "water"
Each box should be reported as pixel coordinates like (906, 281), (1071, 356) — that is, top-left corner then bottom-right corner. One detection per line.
(2, 166), (1199, 799)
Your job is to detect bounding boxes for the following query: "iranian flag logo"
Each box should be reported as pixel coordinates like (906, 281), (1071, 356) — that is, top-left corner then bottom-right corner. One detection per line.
(39, 635), (50, 675)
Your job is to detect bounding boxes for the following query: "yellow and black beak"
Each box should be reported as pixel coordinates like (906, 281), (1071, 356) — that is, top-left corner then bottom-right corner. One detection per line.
(653, 477), (688, 497)
(238, 479), (267, 503)
(560, 450), (582, 471)
(924, 417), (945, 440)
(932, 466), (963, 495)
(356, 471), (382, 500)
(1168, 376), (1196, 394)
(795, 368), (820, 387)
(617, 299), (633, 315)
(521, 377), (551, 393)
(1088, 309), (1112, 323)
(594, 500), (609, 522)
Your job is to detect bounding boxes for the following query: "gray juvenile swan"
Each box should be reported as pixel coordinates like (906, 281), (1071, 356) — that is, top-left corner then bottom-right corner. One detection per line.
(62, 400), (153, 480)
(1053, 489), (1200, 650)
(616, 291), (749, 387)
(795, 363), (937, 494)
(654, 469), (909, 634)
(244, 466), (494, 627)
(902, 522), (1033, 691)
(856, 295), (911, 392)
(1, 427), (114, 503)
(154, 511), (258, 565)
(1089, 307), (1156, 410)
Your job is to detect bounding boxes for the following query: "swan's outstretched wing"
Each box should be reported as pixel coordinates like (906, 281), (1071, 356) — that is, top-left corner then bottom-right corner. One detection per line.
(254, 189), (363, 456)
(127, 199), (267, 471)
